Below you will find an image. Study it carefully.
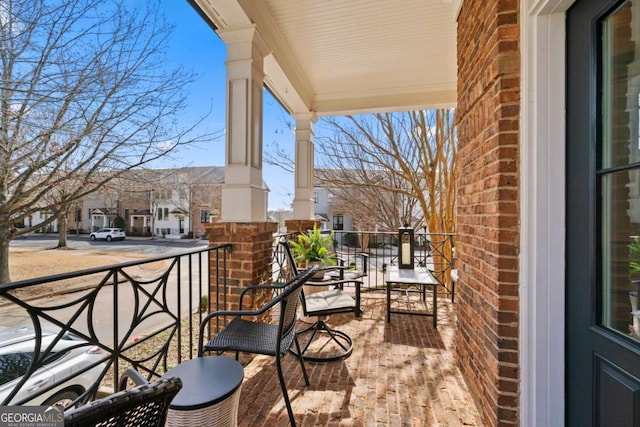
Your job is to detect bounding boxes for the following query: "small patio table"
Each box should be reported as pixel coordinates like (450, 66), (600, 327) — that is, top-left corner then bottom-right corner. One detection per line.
(161, 355), (244, 427)
(386, 266), (440, 328)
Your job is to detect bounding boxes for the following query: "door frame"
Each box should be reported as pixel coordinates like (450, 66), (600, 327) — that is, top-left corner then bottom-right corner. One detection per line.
(520, 0), (574, 425)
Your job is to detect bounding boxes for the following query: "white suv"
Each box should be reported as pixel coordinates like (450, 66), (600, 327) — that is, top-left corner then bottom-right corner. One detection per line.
(0, 326), (105, 407)
(89, 228), (126, 241)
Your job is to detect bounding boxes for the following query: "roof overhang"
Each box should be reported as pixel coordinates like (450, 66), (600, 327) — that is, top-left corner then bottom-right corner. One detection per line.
(171, 208), (188, 215)
(190, 0), (458, 116)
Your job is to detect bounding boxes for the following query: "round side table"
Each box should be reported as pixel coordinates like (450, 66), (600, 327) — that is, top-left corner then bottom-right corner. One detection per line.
(162, 356), (244, 427)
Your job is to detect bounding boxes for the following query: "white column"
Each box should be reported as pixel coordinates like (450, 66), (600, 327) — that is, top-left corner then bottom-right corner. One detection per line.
(291, 113), (316, 220)
(219, 26), (269, 222)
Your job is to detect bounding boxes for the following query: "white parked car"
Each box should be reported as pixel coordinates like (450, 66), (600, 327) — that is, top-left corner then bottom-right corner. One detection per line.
(0, 326), (105, 407)
(89, 228), (126, 241)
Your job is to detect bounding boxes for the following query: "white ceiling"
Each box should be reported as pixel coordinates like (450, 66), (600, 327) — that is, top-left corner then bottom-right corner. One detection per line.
(192, 0), (458, 116)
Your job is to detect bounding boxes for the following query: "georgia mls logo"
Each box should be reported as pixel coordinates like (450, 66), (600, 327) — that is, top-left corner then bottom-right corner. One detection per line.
(0, 405), (63, 427)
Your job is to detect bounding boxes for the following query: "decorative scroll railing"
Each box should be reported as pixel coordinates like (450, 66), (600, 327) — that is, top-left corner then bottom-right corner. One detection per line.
(0, 244), (231, 407)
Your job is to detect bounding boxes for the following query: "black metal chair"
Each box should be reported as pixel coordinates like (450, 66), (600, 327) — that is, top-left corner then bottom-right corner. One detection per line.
(63, 376), (182, 427)
(198, 266), (318, 427)
(327, 241), (369, 282)
(276, 239), (363, 362)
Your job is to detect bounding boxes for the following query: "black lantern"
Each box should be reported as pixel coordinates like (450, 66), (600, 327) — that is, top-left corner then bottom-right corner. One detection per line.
(398, 224), (415, 270)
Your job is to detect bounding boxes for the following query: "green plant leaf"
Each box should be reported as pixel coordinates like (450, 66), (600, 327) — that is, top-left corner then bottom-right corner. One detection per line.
(629, 236), (640, 275)
(289, 225), (336, 266)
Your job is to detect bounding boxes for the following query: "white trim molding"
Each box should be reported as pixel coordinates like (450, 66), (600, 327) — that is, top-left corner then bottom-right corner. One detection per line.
(520, 0), (574, 426)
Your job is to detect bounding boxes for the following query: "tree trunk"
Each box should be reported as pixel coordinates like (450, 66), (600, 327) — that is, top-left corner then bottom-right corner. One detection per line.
(360, 232), (370, 252)
(0, 228), (12, 284)
(56, 213), (68, 248)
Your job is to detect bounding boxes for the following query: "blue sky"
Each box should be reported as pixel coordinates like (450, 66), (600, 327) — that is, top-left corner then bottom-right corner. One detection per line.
(152, 2), (296, 211)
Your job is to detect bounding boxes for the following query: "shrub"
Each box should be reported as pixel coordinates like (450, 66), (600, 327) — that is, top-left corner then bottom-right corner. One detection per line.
(114, 216), (125, 229)
(343, 233), (359, 247)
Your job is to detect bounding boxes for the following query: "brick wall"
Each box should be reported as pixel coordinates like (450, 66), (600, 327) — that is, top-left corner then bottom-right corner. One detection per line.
(456, 1), (520, 425)
(284, 219), (319, 235)
(205, 222), (278, 323)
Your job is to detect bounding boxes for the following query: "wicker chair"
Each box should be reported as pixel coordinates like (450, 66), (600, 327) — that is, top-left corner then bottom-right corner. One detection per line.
(63, 376), (182, 427)
(198, 266), (318, 427)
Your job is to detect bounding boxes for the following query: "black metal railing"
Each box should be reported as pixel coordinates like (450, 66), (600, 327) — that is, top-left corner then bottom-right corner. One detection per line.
(0, 244), (231, 407)
(1, 229), (455, 410)
(274, 230), (456, 296)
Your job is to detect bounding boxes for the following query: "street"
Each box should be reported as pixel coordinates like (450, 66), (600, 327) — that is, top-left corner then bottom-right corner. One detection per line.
(10, 234), (209, 256)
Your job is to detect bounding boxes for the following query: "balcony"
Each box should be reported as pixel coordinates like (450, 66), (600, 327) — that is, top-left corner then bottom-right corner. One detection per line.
(0, 232), (480, 425)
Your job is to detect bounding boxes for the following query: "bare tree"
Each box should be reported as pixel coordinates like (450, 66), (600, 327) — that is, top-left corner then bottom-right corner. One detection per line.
(317, 169), (422, 232)
(0, 1), (220, 282)
(314, 110), (457, 281)
(266, 110), (457, 234)
(315, 110), (456, 236)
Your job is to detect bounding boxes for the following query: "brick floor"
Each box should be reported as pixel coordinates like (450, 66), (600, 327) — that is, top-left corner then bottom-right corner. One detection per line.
(235, 291), (482, 426)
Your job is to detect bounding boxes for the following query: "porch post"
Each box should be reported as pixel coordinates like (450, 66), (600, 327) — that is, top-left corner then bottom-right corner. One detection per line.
(219, 26), (269, 222)
(205, 222), (277, 322)
(291, 113), (316, 220)
(207, 27), (276, 330)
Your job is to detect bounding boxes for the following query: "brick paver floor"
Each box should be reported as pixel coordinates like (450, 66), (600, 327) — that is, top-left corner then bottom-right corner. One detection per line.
(235, 290), (482, 426)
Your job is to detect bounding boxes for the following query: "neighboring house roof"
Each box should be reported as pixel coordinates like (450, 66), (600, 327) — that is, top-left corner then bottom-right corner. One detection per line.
(170, 207), (188, 215)
(315, 214), (329, 222)
(122, 166), (226, 186)
(314, 168), (387, 186)
(118, 166), (269, 191)
(90, 208), (118, 215)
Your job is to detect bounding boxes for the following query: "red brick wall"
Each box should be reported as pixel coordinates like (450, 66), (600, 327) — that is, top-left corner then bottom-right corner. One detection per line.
(284, 219), (320, 235)
(456, 1), (520, 425)
(205, 222), (277, 319)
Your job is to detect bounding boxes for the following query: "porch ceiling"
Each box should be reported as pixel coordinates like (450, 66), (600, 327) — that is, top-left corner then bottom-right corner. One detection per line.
(191, 0), (458, 116)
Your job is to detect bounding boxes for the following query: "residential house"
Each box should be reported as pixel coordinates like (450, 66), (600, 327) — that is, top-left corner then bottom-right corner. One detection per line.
(65, 167), (225, 239)
(24, 211), (58, 233)
(312, 187), (352, 237)
(313, 167), (423, 236)
(192, 0), (634, 425)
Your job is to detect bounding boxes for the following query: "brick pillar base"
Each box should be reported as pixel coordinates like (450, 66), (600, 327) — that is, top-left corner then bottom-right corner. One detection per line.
(205, 221), (277, 324)
(284, 219), (319, 234)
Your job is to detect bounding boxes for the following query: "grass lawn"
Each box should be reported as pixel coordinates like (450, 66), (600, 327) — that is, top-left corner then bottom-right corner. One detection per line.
(6, 247), (165, 300)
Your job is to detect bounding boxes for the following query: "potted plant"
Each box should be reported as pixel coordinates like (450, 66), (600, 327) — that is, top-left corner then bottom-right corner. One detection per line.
(289, 225), (336, 279)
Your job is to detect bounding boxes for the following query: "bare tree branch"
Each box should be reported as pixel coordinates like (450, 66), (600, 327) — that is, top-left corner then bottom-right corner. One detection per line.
(314, 110), (456, 235)
(0, 0), (223, 282)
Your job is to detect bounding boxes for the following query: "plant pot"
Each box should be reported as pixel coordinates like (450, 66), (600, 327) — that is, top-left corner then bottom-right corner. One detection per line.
(308, 261), (327, 280)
